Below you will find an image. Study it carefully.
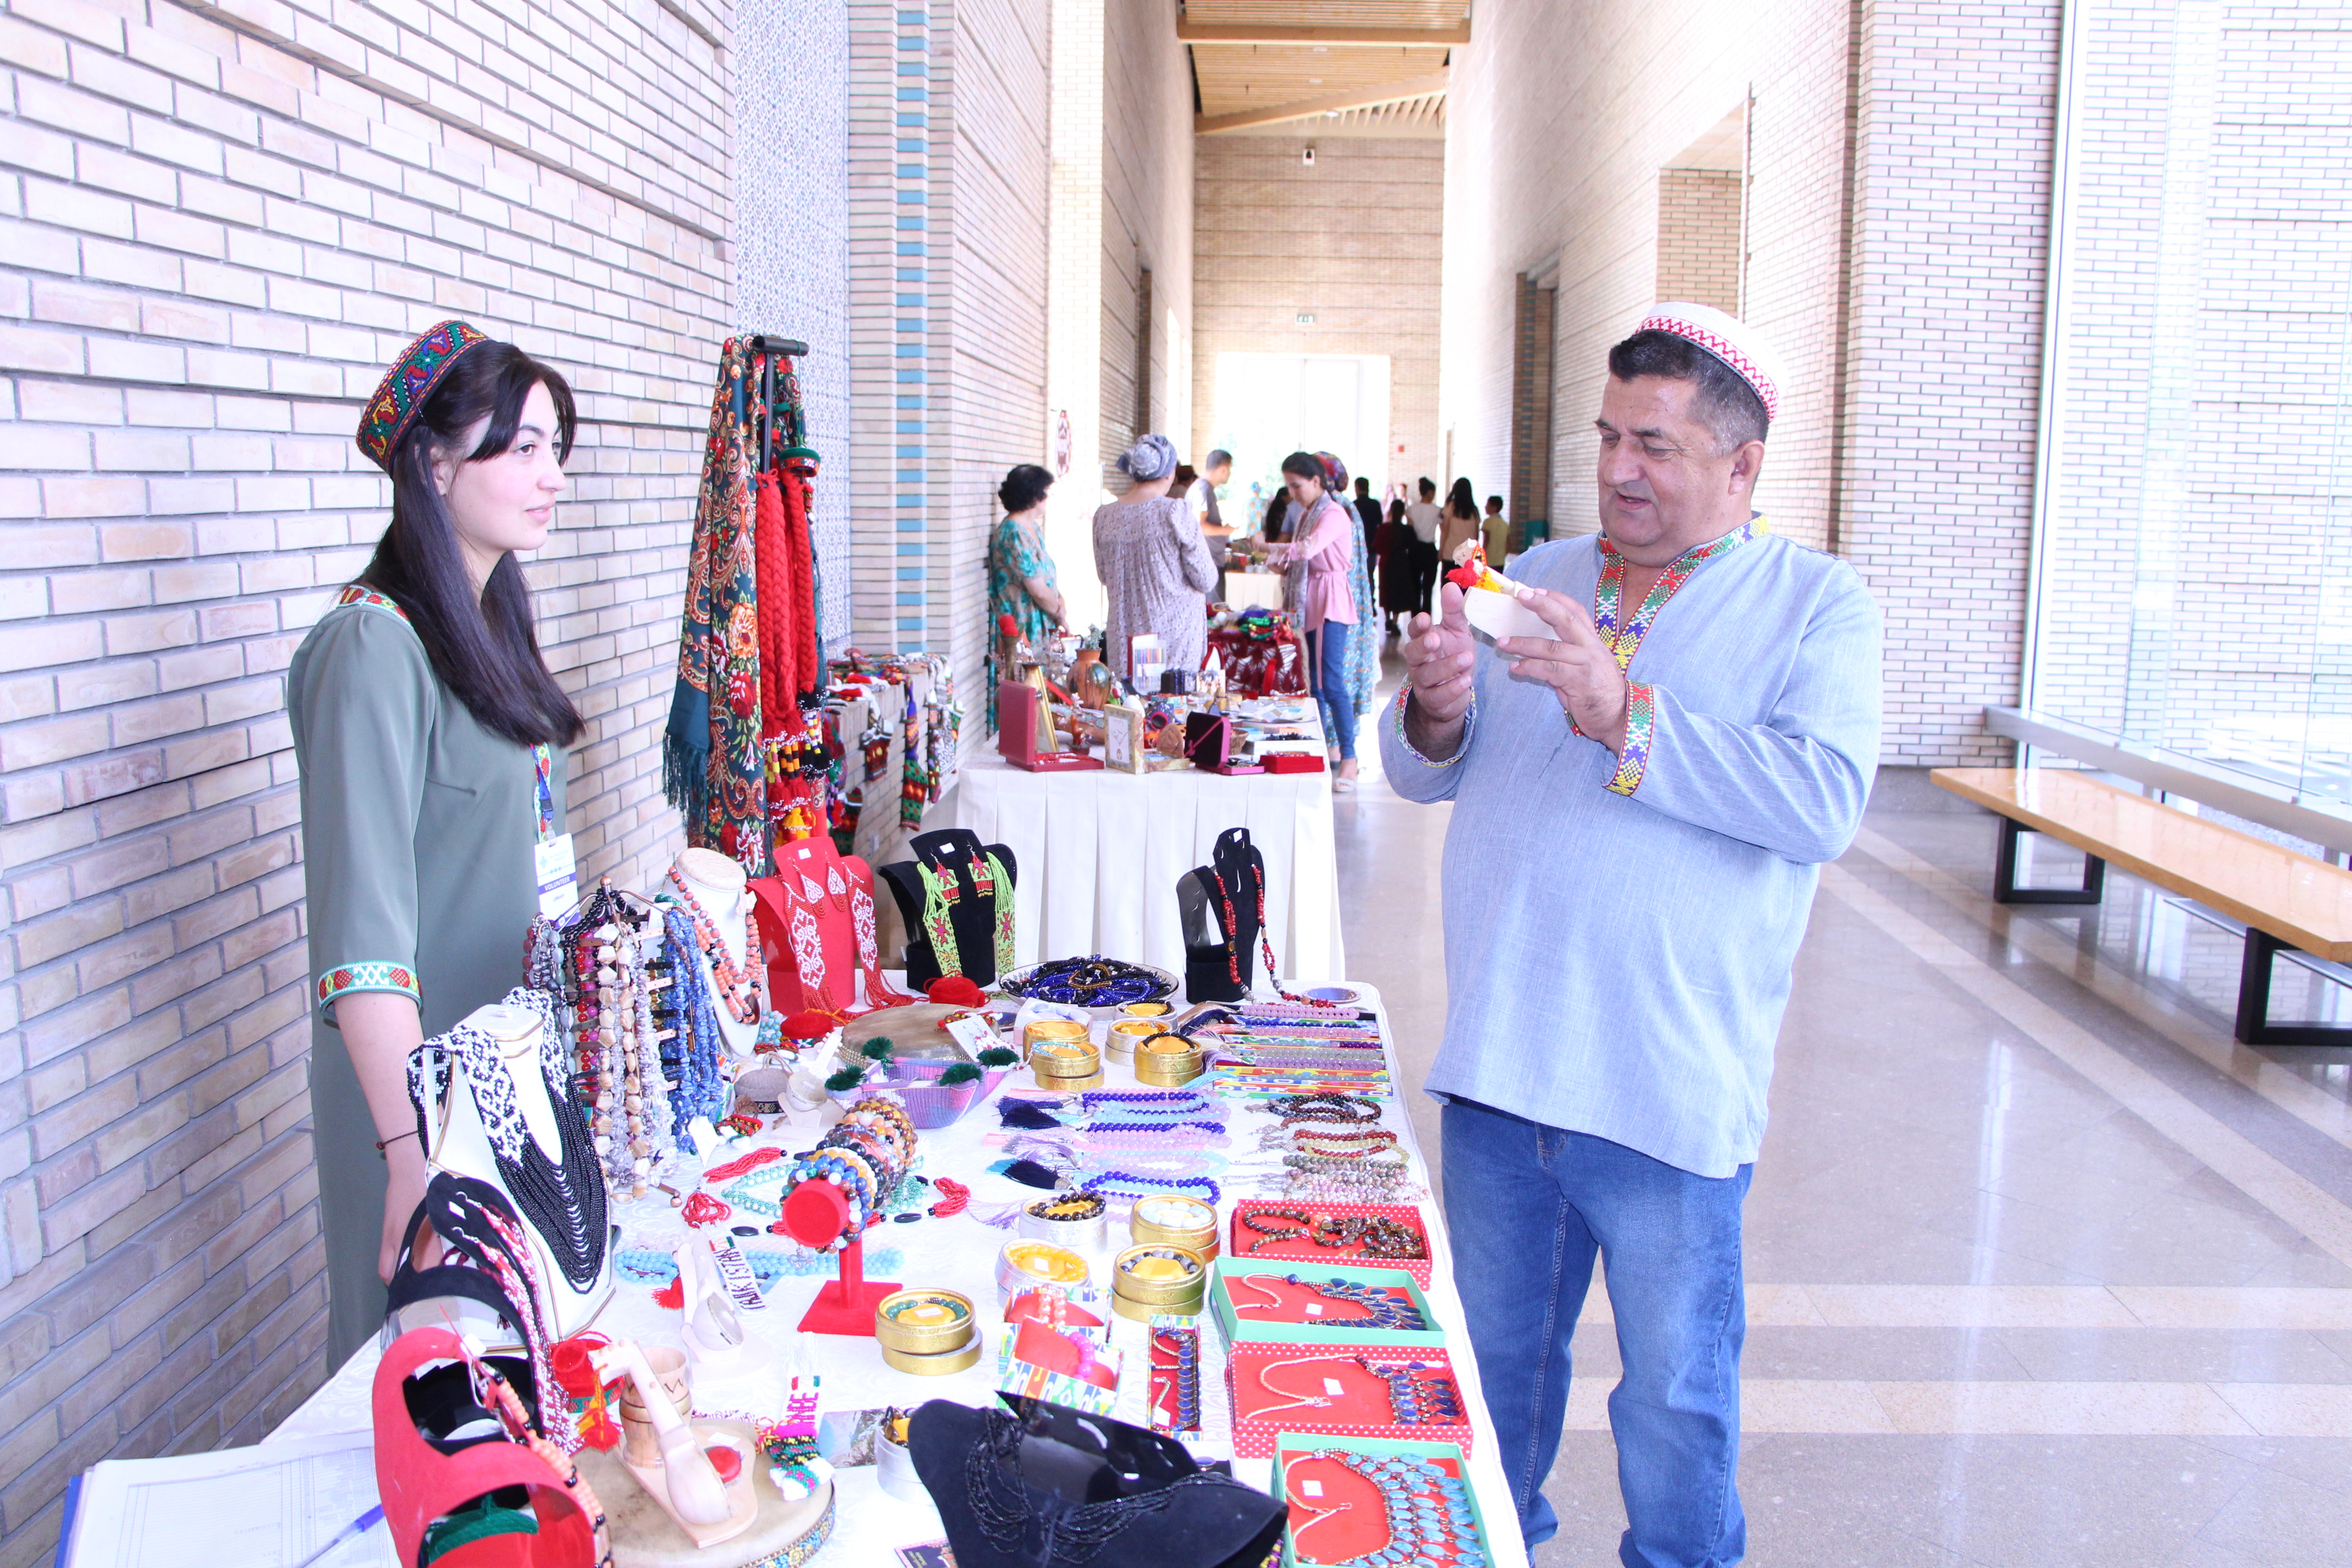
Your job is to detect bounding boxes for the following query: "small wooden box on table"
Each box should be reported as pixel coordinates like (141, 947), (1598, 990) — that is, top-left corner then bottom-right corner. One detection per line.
(1931, 766), (2352, 1045)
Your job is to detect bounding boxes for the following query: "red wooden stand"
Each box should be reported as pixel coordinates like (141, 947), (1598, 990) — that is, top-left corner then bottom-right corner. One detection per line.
(780, 1177), (899, 1336)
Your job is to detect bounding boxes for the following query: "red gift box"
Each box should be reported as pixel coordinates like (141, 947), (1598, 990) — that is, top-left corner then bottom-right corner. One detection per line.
(1228, 1202), (1434, 1287)
(1226, 1341), (1474, 1459)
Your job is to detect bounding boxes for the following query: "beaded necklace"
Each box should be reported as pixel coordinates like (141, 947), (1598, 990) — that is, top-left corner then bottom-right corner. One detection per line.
(655, 906), (729, 1136)
(1280, 1448), (1483, 1568)
(407, 988), (610, 1295)
(661, 867), (764, 1024)
(1230, 1273), (1426, 1331)
(569, 887), (668, 1196)
(915, 850), (1016, 980)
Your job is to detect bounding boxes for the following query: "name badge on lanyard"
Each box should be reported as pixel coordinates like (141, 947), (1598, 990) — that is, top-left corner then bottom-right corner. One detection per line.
(532, 743), (579, 920)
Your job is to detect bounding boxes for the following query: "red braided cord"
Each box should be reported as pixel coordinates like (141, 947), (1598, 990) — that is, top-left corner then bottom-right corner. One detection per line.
(929, 1176), (970, 1217)
(703, 1145), (785, 1183)
(781, 461), (819, 702)
(754, 466), (796, 738)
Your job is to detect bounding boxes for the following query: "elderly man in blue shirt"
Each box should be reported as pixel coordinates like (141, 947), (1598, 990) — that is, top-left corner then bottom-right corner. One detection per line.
(1384, 303), (1882, 1568)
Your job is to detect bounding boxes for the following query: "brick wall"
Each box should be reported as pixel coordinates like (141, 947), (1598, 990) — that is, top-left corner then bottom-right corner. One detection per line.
(1656, 167), (1741, 313)
(1192, 133), (1443, 506)
(848, 0), (1049, 691)
(1098, 0), (1192, 476)
(0, 0), (880, 1555)
(1441, 0), (2060, 764)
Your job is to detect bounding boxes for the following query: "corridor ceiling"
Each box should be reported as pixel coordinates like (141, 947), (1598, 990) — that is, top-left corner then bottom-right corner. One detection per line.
(1183, 0), (1466, 136)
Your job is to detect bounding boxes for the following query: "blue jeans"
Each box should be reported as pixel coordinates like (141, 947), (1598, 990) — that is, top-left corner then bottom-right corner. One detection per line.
(1307, 623), (1357, 760)
(1441, 1098), (1751, 1568)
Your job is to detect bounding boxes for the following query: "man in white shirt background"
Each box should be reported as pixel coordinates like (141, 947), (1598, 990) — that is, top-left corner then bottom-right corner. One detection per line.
(1403, 476), (1443, 616)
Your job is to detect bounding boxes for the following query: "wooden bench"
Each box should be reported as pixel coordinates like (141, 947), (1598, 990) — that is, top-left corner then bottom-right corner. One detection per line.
(1930, 766), (2352, 1045)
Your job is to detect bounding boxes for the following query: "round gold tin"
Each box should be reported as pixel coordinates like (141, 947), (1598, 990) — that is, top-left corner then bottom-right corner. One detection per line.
(1132, 1034), (1202, 1087)
(1021, 1019), (1090, 1061)
(1118, 1001), (1172, 1019)
(879, 1337), (983, 1375)
(1019, 1192), (1111, 1252)
(997, 1239), (1090, 1304)
(874, 1288), (975, 1355)
(1129, 1193), (1220, 1260)
(1110, 1243), (1207, 1317)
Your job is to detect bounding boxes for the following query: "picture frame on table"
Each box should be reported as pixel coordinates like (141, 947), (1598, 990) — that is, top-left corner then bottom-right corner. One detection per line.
(1104, 705), (1147, 774)
(1128, 632), (1165, 692)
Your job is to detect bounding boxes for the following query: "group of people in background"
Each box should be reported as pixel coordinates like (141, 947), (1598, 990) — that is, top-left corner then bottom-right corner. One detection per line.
(985, 435), (1519, 795)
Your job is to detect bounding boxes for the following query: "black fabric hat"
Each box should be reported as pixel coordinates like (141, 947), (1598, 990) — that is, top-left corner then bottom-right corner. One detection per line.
(908, 1399), (1285, 1568)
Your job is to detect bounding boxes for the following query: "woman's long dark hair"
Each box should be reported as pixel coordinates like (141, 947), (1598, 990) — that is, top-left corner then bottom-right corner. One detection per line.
(1446, 477), (1479, 523)
(358, 341), (584, 748)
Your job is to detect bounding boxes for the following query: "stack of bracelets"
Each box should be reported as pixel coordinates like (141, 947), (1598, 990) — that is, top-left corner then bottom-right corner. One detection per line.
(1000, 955), (1174, 1007)
(780, 1098), (918, 1252)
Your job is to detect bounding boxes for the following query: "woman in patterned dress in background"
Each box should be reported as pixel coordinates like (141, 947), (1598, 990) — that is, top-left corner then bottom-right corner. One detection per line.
(987, 463), (1065, 726)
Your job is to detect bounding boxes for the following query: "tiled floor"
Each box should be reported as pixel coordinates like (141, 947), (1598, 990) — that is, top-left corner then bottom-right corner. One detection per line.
(1333, 658), (2352, 1568)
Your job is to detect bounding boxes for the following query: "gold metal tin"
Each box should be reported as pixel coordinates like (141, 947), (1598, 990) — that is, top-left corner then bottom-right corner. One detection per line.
(1118, 1002), (1173, 1019)
(1018, 1194), (1111, 1252)
(879, 1337), (983, 1375)
(997, 1239), (1090, 1304)
(1021, 1019), (1090, 1061)
(1111, 1243), (1207, 1308)
(874, 1288), (976, 1354)
(1132, 1038), (1202, 1087)
(1129, 1193), (1220, 1260)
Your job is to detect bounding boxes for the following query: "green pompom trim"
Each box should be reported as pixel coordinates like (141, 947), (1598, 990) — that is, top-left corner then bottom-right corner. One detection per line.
(824, 1066), (868, 1093)
(976, 1046), (1018, 1068)
(860, 1037), (896, 1061)
(939, 1063), (982, 1086)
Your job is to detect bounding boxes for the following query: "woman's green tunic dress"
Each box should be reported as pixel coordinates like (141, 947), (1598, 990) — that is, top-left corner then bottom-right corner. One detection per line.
(288, 587), (566, 1366)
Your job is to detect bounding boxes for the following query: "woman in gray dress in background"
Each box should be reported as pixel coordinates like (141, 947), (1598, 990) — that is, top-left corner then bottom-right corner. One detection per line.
(289, 322), (583, 1363)
(1091, 433), (1220, 682)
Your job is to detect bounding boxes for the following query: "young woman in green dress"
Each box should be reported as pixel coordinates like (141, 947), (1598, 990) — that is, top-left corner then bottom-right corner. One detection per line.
(289, 322), (584, 1362)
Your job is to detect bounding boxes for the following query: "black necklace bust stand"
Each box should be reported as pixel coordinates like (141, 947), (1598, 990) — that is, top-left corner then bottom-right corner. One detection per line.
(878, 828), (1019, 991)
(1180, 827), (1264, 1004)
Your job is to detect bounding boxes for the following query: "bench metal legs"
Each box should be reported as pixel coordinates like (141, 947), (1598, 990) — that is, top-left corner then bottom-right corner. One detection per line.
(1994, 818), (2107, 905)
(2236, 928), (2352, 1045)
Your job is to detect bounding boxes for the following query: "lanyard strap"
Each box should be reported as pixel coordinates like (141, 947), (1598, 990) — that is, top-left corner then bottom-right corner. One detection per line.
(532, 743), (556, 842)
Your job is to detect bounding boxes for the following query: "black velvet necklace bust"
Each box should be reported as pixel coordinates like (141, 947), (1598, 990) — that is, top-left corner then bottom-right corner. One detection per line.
(1180, 827), (1263, 1004)
(878, 828), (1019, 990)
(908, 1399), (1284, 1568)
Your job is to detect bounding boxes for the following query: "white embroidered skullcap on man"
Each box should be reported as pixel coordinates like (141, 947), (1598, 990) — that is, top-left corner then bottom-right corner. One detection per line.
(1635, 301), (1789, 429)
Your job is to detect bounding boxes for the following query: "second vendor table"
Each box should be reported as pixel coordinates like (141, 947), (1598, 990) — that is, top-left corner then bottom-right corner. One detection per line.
(943, 709), (1345, 983)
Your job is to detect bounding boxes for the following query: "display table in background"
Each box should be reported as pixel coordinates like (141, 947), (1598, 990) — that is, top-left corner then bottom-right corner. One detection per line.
(264, 980), (1521, 1568)
(943, 724), (1344, 982)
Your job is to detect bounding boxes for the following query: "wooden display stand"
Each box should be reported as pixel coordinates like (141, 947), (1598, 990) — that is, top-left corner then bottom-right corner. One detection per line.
(577, 1424), (836, 1568)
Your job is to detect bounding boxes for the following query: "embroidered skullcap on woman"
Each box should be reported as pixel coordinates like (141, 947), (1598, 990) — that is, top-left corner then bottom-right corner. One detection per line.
(1635, 301), (1788, 426)
(1314, 451), (1349, 493)
(355, 319), (492, 472)
(1116, 432), (1178, 482)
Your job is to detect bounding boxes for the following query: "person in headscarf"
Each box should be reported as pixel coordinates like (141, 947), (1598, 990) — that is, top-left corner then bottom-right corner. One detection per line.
(1263, 449), (1370, 791)
(1091, 433), (1220, 682)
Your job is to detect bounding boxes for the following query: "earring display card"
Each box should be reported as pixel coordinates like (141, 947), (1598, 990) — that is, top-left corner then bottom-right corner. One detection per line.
(1273, 1435), (1492, 1568)
(1227, 1343), (1474, 1458)
(1228, 1202), (1434, 1287)
(1212, 1260), (1444, 1348)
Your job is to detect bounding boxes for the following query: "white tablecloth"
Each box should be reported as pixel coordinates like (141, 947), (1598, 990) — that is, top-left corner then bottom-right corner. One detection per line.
(943, 731), (1344, 986)
(266, 981), (1523, 1568)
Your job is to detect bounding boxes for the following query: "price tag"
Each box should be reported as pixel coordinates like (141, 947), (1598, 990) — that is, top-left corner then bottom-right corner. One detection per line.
(943, 1013), (1000, 1056)
(1303, 1302), (1324, 1317)
(711, 1244), (767, 1312)
(1298, 1479), (1323, 1498)
(1322, 1377), (1345, 1397)
(534, 833), (579, 920)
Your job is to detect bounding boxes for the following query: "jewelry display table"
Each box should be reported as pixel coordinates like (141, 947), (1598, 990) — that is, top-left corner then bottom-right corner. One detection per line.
(267, 981), (1519, 1568)
(943, 707), (1344, 984)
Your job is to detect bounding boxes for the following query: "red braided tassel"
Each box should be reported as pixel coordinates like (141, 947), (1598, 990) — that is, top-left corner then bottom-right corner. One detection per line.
(781, 457), (819, 701)
(754, 467), (795, 738)
(929, 1177), (970, 1218)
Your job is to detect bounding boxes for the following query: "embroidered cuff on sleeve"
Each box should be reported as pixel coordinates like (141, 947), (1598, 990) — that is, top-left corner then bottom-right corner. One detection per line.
(1392, 680), (1475, 768)
(316, 960), (421, 1024)
(1605, 681), (1656, 797)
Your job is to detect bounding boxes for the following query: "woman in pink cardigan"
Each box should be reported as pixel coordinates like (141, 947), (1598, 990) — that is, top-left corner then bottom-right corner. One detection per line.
(1264, 449), (1362, 791)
